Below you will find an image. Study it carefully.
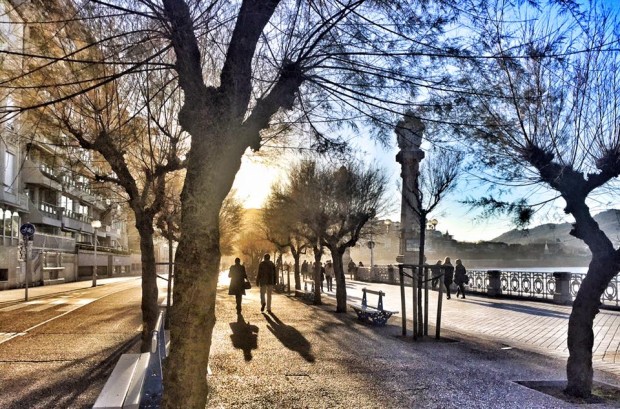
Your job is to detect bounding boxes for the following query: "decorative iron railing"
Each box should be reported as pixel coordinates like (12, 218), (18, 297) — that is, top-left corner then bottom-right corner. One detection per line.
(359, 266), (620, 309)
(467, 270), (557, 301)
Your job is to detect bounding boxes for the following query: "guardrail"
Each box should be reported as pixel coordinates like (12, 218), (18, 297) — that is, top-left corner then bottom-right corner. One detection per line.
(360, 266), (620, 310)
(93, 310), (167, 409)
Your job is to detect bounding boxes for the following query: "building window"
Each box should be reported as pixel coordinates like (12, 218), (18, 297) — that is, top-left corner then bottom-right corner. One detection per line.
(4, 151), (15, 192)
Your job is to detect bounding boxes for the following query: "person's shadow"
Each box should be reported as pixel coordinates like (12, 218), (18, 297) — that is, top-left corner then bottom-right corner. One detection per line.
(229, 314), (259, 361)
(264, 313), (315, 362)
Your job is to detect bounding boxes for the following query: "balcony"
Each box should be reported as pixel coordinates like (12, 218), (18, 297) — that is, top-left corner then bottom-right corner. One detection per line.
(0, 189), (29, 212)
(26, 201), (62, 227)
(22, 160), (62, 190)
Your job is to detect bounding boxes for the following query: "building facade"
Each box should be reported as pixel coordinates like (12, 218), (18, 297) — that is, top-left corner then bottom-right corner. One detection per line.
(0, 0), (140, 290)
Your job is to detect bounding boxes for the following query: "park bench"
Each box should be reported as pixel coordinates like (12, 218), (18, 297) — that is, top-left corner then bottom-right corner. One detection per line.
(93, 310), (168, 409)
(351, 288), (398, 326)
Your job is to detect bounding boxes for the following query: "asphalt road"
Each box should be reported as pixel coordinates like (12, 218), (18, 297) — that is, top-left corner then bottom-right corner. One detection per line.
(0, 279), (143, 409)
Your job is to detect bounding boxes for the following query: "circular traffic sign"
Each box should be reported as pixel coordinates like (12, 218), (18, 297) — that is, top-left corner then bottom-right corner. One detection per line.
(20, 223), (35, 237)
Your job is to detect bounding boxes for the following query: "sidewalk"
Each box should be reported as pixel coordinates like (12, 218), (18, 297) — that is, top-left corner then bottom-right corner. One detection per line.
(207, 283), (620, 408)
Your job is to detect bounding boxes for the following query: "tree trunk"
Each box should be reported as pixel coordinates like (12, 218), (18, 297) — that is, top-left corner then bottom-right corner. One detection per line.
(566, 254), (618, 397)
(135, 214), (159, 352)
(332, 248), (347, 312)
(313, 249), (322, 305)
(292, 250), (301, 291)
(162, 131), (245, 408)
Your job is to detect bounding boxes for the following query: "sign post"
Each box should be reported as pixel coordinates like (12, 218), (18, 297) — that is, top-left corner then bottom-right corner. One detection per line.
(20, 223), (35, 301)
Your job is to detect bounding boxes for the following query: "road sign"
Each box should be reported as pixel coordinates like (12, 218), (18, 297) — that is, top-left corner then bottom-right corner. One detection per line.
(20, 223), (35, 238)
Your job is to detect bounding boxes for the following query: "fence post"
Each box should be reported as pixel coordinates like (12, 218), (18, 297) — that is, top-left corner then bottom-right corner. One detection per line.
(399, 265), (406, 336)
(487, 270), (502, 297)
(553, 272), (573, 305)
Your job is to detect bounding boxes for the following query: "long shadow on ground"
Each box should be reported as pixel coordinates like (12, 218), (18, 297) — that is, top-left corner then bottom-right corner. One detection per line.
(229, 314), (259, 361)
(263, 312), (315, 362)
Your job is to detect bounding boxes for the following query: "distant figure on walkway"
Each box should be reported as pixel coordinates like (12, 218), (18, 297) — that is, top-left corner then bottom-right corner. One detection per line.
(228, 258), (248, 314)
(320, 263), (325, 292)
(256, 254), (277, 313)
(301, 260), (309, 280)
(454, 259), (467, 299)
(325, 261), (334, 292)
(431, 260), (442, 290)
(348, 259), (356, 279)
(442, 257), (454, 300)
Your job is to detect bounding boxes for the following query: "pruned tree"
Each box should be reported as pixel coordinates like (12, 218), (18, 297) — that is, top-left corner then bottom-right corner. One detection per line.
(276, 160), (387, 311)
(263, 184), (310, 291)
(0, 0), (471, 405)
(427, 1), (620, 397)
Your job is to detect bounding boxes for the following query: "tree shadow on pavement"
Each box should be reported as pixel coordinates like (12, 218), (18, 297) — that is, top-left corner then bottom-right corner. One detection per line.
(229, 314), (259, 361)
(264, 312), (315, 362)
(465, 300), (570, 318)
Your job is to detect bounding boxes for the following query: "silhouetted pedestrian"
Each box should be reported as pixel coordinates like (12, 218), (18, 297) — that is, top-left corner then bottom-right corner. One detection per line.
(301, 260), (309, 280)
(442, 257), (454, 300)
(228, 258), (248, 314)
(325, 261), (334, 291)
(256, 254), (277, 312)
(348, 259), (356, 279)
(431, 260), (442, 290)
(454, 259), (467, 299)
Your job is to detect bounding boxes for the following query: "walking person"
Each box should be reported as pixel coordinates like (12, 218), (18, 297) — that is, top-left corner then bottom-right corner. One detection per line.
(430, 260), (442, 290)
(320, 263), (325, 292)
(348, 259), (356, 280)
(256, 254), (277, 313)
(442, 257), (454, 300)
(301, 260), (309, 280)
(325, 261), (334, 292)
(454, 259), (468, 299)
(228, 258), (248, 314)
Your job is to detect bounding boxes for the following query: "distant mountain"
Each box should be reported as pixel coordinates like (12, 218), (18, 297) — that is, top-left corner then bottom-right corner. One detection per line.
(492, 209), (620, 250)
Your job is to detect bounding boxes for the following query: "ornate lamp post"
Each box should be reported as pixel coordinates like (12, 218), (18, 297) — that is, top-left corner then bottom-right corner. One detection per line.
(91, 219), (101, 287)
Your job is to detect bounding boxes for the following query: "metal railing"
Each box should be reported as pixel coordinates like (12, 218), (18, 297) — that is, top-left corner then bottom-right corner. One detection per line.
(467, 270), (557, 301)
(361, 266), (620, 310)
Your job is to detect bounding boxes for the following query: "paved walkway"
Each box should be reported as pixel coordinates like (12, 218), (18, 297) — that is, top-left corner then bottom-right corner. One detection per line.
(338, 280), (620, 377)
(2, 275), (620, 407)
(208, 276), (620, 407)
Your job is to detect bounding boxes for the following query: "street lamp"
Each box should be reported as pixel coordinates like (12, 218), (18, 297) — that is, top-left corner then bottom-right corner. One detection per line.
(91, 220), (101, 287)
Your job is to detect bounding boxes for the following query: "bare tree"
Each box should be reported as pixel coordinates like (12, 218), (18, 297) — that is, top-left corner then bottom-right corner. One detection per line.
(1, 1), (470, 405)
(263, 184), (310, 291)
(428, 2), (620, 397)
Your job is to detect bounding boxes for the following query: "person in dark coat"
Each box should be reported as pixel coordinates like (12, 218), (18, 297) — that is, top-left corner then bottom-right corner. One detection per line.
(442, 257), (454, 300)
(430, 260), (442, 290)
(228, 258), (248, 314)
(454, 259), (467, 299)
(256, 254), (277, 312)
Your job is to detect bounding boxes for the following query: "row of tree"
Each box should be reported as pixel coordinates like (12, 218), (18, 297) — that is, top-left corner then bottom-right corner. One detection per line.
(263, 160), (388, 311)
(1, 0), (618, 406)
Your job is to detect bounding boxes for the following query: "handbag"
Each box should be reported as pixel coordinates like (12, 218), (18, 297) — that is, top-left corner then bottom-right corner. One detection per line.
(243, 280), (252, 290)
(464, 275), (470, 285)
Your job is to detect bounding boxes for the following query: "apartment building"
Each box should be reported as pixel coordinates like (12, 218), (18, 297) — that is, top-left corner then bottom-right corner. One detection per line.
(0, 0), (140, 289)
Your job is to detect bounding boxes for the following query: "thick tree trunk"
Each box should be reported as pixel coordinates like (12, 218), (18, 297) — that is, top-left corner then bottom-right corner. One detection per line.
(162, 131), (245, 408)
(566, 254), (618, 397)
(135, 215), (159, 352)
(332, 249), (347, 312)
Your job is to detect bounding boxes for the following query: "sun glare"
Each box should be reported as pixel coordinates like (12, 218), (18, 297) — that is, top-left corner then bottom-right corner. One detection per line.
(232, 155), (284, 208)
